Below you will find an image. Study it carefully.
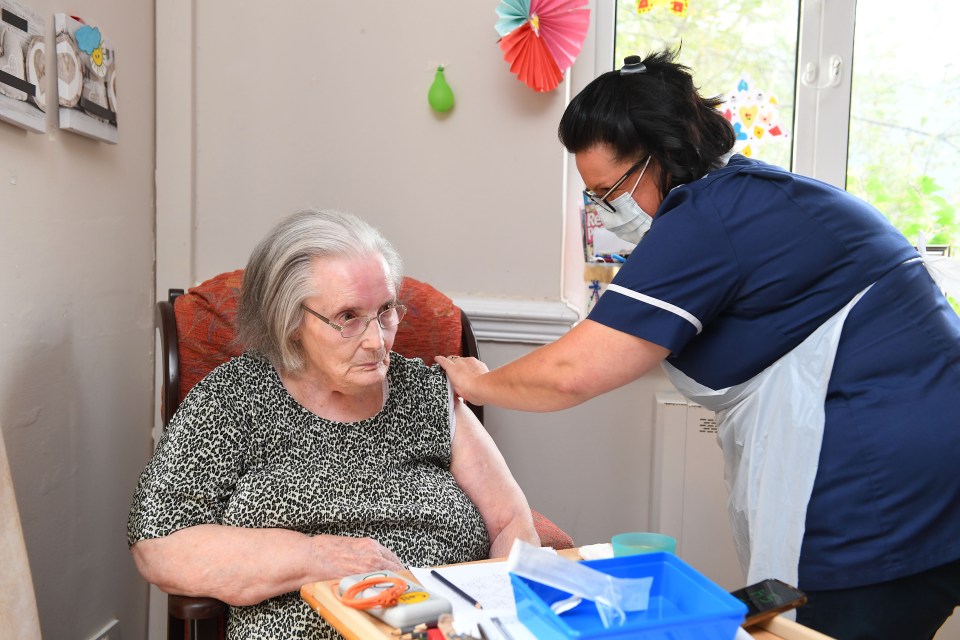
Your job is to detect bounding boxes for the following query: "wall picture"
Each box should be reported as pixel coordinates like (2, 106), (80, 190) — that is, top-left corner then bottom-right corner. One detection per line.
(55, 13), (117, 143)
(0, 0), (46, 133)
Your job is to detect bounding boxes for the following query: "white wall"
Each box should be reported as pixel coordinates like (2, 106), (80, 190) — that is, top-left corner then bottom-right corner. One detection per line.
(191, 1), (567, 297)
(481, 343), (674, 545)
(0, 0), (155, 638)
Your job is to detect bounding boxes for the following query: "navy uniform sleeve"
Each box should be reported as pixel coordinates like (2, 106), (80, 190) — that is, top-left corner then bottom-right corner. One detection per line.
(588, 189), (741, 354)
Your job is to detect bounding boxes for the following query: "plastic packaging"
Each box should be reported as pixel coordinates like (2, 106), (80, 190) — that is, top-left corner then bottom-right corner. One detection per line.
(507, 540), (652, 628)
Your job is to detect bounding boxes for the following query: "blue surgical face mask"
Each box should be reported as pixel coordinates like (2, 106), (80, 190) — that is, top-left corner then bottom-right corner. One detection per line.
(598, 160), (653, 245)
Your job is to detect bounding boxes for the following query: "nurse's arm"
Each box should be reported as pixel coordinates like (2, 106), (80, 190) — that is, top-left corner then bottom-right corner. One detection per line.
(437, 319), (669, 412)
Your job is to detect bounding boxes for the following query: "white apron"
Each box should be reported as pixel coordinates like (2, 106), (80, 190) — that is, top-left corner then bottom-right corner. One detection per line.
(657, 235), (959, 596)
(918, 233), (960, 302)
(662, 284), (873, 592)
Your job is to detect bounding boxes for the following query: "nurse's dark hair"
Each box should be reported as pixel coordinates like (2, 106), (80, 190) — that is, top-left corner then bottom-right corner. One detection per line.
(237, 208), (403, 373)
(558, 48), (735, 197)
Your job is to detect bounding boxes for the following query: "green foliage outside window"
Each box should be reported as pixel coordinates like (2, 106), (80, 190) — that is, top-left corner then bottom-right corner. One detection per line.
(847, 170), (958, 249)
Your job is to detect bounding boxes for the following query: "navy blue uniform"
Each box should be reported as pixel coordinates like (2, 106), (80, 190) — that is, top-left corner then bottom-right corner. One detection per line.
(589, 155), (960, 590)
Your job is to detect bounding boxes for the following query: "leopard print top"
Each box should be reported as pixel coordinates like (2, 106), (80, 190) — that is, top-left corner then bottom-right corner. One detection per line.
(127, 352), (490, 640)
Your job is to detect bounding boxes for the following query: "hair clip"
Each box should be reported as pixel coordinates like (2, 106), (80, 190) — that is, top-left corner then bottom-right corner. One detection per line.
(620, 55), (647, 75)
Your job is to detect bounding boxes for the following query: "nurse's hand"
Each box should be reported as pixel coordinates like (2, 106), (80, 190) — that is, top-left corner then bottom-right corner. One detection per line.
(435, 355), (489, 405)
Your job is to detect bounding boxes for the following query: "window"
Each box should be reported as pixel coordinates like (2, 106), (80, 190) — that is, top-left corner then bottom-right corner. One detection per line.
(614, 0), (799, 171)
(846, 3), (960, 252)
(609, 0), (959, 254)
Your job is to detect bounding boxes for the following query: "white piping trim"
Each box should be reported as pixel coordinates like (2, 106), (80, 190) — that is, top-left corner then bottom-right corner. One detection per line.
(605, 284), (703, 334)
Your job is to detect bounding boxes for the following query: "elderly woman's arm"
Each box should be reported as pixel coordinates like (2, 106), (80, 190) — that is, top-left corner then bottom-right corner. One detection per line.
(449, 399), (540, 558)
(438, 320), (669, 412)
(130, 528), (405, 606)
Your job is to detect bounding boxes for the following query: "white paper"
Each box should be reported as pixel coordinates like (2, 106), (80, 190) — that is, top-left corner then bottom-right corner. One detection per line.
(410, 562), (536, 639)
(574, 542), (613, 561)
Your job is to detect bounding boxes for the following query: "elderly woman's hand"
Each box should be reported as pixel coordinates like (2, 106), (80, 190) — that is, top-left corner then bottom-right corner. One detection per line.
(314, 535), (407, 577)
(435, 355), (489, 405)
(130, 525), (408, 606)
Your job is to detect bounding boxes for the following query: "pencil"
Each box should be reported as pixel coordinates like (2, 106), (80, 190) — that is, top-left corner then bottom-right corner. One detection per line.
(429, 569), (483, 609)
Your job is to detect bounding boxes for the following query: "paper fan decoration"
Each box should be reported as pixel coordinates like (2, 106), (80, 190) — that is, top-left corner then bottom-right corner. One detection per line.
(495, 0), (590, 92)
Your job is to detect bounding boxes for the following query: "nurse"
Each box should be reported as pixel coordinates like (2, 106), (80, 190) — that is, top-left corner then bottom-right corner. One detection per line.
(438, 50), (960, 640)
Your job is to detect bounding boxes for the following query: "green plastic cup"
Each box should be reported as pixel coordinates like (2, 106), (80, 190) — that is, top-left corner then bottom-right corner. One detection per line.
(611, 532), (677, 557)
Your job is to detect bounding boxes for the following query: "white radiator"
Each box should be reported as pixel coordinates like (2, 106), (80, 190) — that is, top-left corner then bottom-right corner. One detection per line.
(651, 391), (744, 590)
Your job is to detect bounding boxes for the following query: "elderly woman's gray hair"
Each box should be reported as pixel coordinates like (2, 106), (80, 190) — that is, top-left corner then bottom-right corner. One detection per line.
(237, 208), (404, 372)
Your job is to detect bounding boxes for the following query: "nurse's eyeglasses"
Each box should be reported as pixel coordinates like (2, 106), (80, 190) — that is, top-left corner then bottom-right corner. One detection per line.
(583, 156), (650, 213)
(302, 304), (407, 338)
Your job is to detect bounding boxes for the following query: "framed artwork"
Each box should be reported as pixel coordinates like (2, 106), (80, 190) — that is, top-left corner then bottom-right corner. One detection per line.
(55, 13), (117, 143)
(0, 0), (46, 133)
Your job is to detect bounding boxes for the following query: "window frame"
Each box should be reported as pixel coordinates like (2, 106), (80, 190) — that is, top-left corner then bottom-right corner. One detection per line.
(793, 0), (857, 187)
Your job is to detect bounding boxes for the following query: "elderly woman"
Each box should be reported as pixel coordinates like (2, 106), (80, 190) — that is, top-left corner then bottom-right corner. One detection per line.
(127, 209), (539, 639)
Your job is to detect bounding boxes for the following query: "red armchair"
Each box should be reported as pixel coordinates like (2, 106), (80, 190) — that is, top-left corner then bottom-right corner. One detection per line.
(153, 270), (574, 640)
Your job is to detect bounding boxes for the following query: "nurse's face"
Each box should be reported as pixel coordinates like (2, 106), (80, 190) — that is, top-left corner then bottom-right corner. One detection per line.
(576, 144), (662, 217)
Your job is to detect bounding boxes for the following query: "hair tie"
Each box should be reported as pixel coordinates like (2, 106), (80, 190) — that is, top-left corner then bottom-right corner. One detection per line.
(339, 576), (407, 610)
(620, 55), (647, 75)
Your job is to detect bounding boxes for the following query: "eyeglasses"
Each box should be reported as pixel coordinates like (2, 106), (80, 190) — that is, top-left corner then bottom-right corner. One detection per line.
(301, 304), (407, 338)
(583, 156), (650, 213)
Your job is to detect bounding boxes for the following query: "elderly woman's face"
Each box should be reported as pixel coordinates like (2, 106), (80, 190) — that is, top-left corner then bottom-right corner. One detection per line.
(297, 254), (398, 393)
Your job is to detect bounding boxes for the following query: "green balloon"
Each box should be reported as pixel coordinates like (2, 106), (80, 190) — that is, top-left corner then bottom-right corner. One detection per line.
(428, 66), (455, 113)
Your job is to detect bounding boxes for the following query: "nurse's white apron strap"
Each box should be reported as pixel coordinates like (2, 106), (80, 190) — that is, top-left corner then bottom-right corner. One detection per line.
(915, 238), (960, 302)
(663, 284), (873, 593)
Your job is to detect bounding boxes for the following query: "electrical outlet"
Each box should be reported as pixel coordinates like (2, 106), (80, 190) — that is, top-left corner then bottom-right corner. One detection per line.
(88, 619), (119, 640)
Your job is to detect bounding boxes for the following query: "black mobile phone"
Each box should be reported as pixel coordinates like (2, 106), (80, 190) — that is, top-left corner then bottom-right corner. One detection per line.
(730, 578), (808, 626)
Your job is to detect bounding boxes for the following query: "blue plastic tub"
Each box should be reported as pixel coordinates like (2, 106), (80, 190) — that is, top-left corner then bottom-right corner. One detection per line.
(510, 552), (747, 639)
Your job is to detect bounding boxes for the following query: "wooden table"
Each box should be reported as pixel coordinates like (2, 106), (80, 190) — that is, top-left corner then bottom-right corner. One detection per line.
(301, 548), (834, 640)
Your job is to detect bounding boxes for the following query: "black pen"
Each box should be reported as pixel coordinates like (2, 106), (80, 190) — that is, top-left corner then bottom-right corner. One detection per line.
(429, 569), (483, 609)
(477, 622), (492, 640)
